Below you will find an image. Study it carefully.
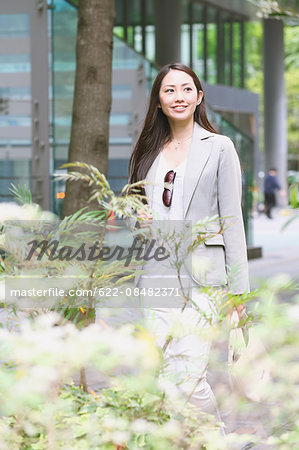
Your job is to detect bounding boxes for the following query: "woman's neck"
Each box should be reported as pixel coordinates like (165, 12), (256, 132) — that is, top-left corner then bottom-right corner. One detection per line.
(168, 119), (194, 142)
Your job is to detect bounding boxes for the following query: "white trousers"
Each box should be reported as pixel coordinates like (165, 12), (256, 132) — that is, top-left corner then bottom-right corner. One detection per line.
(142, 286), (220, 416)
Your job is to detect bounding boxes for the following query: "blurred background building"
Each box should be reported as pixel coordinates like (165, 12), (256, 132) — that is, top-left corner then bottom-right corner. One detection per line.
(0, 0), (298, 246)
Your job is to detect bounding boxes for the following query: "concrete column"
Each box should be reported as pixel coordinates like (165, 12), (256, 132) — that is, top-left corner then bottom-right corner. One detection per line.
(154, 0), (182, 66)
(263, 18), (287, 193)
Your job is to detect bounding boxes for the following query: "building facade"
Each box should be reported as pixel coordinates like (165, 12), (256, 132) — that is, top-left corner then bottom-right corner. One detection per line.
(0, 0), (292, 244)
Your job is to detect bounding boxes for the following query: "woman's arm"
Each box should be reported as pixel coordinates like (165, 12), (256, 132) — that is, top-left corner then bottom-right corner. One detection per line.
(217, 137), (249, 295)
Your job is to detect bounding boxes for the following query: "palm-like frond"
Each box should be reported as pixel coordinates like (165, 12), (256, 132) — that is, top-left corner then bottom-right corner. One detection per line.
(59, 162), (113, 199)
(9, 183), (32, 205)
(281, 213), (299, 231)
(58, 161), (146, 217)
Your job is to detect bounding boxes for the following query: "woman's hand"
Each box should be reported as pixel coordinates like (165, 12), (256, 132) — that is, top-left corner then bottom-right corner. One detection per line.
(235, 303), (246, 318)
(137, 205), (153, 227)
(229, 295), (246, 319)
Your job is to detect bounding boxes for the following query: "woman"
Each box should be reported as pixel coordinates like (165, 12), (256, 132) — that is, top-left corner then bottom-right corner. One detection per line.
(128, 63), (249, 416)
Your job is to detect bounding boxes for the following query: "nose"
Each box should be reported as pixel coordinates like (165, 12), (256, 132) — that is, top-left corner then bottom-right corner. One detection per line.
(174, 89), (185, 102)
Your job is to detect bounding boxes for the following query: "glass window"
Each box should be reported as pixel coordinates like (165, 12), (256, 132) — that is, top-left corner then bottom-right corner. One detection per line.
(181, 24), (190, 66)
(145, 25), (155, 62)
(134, 25), (143, 53)
(51, 0), (77, 165)
(112, 84), (132, 99)
(127, 26), (134, 47)
(184, 4), (245, 87)
(0, 139), (31, 146)
(233, 21), (242, 88)
(115, 0), (123, 26)
(0, 54), (31, 73)
(191, 3), (205, 79)
(0, 87), (31, 100)
(110, 113), (132, 126)
(125, 0), (141, 48)
(216, 10), (236, 86)
(108, 158), (131, 194)
(181, 0), (190, 66)
(0, 14), (30, 38)
(206, 7), (217, 85)
(0, 159), (31, 201)
(0, 12), (32, 198)
(131, 0), (142, 26)
(224, 17), (232, 85)
(0, 116), (31, 127)
(113, 38), (142, 68)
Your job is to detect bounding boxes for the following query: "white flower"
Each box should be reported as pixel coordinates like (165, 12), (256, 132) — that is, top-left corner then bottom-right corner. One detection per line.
(0, 202), (57, 224)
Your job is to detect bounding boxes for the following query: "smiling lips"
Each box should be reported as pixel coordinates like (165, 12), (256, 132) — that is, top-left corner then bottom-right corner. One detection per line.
(172, 105), (188, 111)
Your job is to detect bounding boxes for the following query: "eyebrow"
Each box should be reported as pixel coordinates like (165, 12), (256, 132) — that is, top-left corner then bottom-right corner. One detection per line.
(163, 83), (192, 88)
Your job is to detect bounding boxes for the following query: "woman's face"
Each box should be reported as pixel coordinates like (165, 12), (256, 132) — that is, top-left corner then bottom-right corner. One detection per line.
(158, 70), (202, 124)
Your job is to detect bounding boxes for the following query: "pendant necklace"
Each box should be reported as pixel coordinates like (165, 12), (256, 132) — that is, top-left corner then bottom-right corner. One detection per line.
(172, 135), (192, 151)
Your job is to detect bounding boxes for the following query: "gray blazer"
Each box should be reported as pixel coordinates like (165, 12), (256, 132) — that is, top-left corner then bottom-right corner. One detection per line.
(141, 122), (249, 295)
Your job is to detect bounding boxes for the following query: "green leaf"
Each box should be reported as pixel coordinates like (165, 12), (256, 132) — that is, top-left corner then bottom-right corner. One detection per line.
(9, 183), (32, 205)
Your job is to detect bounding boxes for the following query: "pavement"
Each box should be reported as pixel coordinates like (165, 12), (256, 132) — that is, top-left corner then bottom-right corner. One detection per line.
(248, 207), (299, 288)
(222, 207), (299, 447)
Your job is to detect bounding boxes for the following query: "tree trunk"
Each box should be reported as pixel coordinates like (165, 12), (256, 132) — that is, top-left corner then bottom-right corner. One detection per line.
(62, 0), (115, 217)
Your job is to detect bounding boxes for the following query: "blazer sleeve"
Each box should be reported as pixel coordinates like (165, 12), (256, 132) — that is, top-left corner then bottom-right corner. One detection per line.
(217, 137), (249, 294)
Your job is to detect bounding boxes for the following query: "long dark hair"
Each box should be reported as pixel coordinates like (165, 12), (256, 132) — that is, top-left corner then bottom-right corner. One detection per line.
(129, 63), (218, 187)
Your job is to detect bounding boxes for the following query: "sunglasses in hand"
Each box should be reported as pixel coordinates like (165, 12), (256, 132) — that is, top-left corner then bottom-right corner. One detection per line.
(163, 170), (176, 207)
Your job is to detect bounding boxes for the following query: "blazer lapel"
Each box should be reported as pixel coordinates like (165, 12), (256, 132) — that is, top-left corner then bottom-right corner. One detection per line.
(144, 124), (214, 213)
(183, 124), (214, 217)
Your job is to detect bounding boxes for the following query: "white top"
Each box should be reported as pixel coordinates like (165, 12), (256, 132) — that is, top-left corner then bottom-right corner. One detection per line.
(151, 152), (187, 220)
(140, 152), (189, 285)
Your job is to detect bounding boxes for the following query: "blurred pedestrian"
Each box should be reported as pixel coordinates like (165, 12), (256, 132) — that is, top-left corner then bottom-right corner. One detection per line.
(264, 168), (285, 219)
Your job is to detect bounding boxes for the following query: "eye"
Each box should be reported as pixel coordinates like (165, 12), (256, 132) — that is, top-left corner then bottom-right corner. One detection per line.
(165, 88), (174, 93)
(184, 87), (192, 91)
